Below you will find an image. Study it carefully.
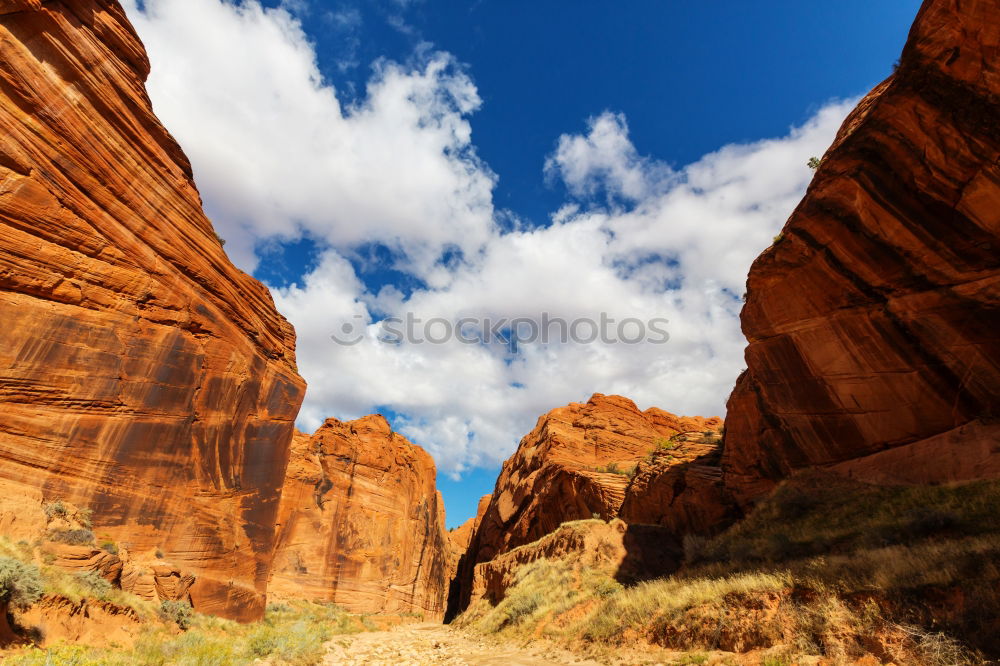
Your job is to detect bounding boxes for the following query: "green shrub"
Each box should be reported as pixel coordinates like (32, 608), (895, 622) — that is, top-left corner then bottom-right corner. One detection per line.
(77, 508), (93, 529)
(100, 541), (118, 555)
(653, 437), (679, 451)
(160, 599), (193, 630)
(0, 555), (43, 609)
(47, 528), (95, 546)
(43, 500), (68, 521)
(807, 156), (822, 169)
(75, 571), (112, 599)
(675, 654), (709, 665)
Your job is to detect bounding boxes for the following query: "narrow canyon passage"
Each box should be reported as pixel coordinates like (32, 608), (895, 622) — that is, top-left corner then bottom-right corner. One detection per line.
(321, 623), (600, 666)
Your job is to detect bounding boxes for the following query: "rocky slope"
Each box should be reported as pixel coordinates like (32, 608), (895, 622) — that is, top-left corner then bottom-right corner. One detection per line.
(269, 416), (451, 620)
(619, 435), (735, 535)
(449, 393), (723, 615)
(467, 518), (678, 609)
(0, 0), (304, 620)
(722, 0), (1000, 505)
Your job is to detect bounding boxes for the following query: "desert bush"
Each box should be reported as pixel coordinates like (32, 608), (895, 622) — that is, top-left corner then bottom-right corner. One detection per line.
(77, 507), (93, 529)
(594, 462), (626, 475)
(653, 437), (679, 451)
(75, 571), (112, 599)
(100, 541), (118, 554)
(46, 528), (95, 546)
(0, 556), (43, 609)
(886, 624), (984, 665)
(43, 500), (68, 521)
(160, 599), (193, 630)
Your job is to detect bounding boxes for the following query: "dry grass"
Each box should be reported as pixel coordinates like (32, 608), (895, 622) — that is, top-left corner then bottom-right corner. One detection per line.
(0, 538), (158, 620)
(6, 600), (363, 665)
(696, 472), (1000, 569)
(456, 558), (622, 636)
(457, 473), (1000, 662)
(0, 537), (369, 664)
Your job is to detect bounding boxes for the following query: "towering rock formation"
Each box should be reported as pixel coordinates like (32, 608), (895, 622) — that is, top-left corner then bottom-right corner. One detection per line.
(270, 416), (451, 620)
(722, 0), (1000, 505)
(0, 1), (304, 619)
(467, 394), (722, 564)
(449, 394), (724, 616)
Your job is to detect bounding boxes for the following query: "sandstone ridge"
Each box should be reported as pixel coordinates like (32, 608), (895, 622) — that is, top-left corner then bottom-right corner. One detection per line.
(722, 0), (1000, 506)
(270, 415), (451, 620)
(0, 0), (305, 620)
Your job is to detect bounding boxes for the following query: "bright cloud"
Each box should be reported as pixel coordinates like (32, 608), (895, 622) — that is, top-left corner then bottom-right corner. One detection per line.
(544, 112), (671, 202)
(123, 0), (495, 282)
(123, 0), (853, 478)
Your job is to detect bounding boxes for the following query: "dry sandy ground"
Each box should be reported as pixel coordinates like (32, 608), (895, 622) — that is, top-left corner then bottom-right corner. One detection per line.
(322, 623), (603, 665)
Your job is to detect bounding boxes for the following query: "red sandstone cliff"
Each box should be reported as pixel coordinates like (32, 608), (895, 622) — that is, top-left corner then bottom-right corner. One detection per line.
(270, 416), (451, 620)
(468, 394), (722, 563)
(0, 0), (304, 620)
(448, 394), (724, 616)
(722, 0), (1000, 506)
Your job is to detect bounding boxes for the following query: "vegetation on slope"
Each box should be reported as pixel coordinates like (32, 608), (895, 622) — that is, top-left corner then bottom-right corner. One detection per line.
(0, 538), (157, 620)
(6, 601), (362, 666)
(0, 536), (370, 665)
(457, 472), (999, 664)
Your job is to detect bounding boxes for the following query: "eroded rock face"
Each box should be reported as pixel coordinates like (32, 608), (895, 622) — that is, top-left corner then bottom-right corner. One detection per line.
(468, 519), (678, 609)
(619, 438), (736, 535)
(721, 0), (1000, 506)
(449, 394), (723, 616)
(270, 416), (451, 620)
(0, 1), (304, 620)
(468, 394), (721, 564)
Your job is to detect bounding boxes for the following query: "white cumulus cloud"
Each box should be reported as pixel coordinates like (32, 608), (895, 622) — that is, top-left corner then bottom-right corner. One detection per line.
(123, 0), (853, 478)
(123, 0), (495, 282)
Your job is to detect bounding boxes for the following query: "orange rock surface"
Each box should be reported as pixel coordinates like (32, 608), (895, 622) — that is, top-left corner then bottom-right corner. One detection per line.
(0, 1), (304, 620)
(723, 0), (1000, 506)
(449, 393), (722, 615)
(468, 519), (678, 609)
(619, 438), (735, 535)
(270, 416), (451, 620)
(467, 394), (720, 563)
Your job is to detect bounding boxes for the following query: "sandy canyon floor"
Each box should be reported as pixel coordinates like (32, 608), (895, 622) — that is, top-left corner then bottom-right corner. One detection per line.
(322, 623), (601, 665)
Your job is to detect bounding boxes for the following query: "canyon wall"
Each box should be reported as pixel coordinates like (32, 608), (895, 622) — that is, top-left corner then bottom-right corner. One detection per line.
(270, 416), (451, 620)
(722, 0), (1000, 505)
(449, 393), (724, 616)
(0, 0), (304, 620)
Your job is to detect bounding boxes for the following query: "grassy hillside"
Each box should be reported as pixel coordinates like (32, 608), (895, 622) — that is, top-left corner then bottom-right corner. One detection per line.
(457, 472), (999, 664)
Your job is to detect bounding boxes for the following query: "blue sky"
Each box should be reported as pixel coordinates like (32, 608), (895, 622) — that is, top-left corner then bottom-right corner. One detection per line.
(125, 0), (920, 527)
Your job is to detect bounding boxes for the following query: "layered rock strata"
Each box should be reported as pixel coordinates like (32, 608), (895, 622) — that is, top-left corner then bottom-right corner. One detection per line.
(0, 0), (304, 619)
(270, 416), (451, 620)
(722, 0), (1000, 506)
